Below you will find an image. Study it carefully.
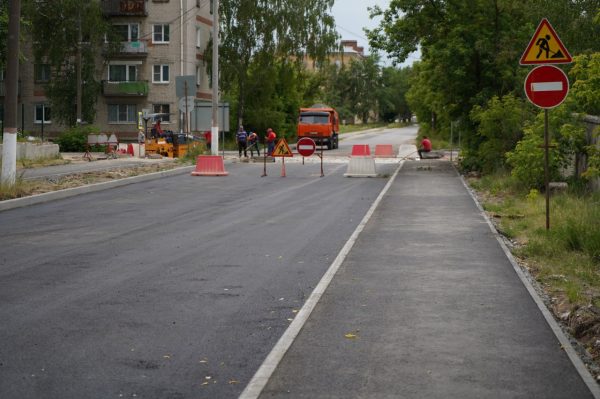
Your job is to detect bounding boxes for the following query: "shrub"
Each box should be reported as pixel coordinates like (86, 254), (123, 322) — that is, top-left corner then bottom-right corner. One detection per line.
(55, 126), (100, 152)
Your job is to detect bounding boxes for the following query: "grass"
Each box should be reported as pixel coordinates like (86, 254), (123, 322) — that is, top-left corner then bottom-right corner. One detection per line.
(468, 172), (600, 307)
(18, 155), (70, 169)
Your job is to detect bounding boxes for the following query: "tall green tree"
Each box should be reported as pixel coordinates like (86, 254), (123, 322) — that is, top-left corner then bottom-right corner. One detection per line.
(0, 0), (8, 71)
(345, 55), (381, 124)
(23, 0), (112, 127)
(218, 0), (339, 126)
(379, 66), (412, 123)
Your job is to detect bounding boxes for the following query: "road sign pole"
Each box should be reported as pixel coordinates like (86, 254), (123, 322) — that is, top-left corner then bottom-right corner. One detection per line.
(544, 109), (550, 230)
(320, 143), (324, 177)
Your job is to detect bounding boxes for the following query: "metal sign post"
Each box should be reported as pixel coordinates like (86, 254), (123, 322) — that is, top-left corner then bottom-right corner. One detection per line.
(521, 19), (572, 230)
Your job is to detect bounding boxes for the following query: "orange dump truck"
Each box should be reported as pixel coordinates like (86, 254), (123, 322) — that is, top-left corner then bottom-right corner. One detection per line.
(297, 105), (340, 150)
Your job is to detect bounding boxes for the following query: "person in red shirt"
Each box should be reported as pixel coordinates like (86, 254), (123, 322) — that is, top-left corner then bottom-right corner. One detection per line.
(418, 136), (432, 159)
(266, 128), (277, 156)
(203, 131), (211, 150)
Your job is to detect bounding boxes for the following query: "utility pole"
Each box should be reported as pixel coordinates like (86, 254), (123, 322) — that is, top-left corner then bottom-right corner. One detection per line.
(1, 0), (21, 187)
(76, 6), (82, 125)
(211, 0), (219, 155)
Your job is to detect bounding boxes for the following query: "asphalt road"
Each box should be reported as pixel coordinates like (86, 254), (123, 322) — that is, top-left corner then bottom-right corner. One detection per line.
(0, 156), (399, 398)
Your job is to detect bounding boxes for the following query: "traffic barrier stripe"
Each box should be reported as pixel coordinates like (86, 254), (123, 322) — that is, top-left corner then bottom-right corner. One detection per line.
(344, 156), (377, 177)
(351, 144), (371, 156)
(374, 144), (394, 158)
(191, 155), (229, 176)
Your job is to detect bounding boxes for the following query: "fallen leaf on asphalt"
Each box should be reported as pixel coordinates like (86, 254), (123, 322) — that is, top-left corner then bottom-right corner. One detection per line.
(199, 359), (208, 364)
(205, 376), (212, 380)
(292, 309), (299, 313)
(163, 355), (171, 359)
(229, 380), (240, 385)
(287, 318), (293, 322)
(201, 382), (209, 386)
(344, 333), (359, 339)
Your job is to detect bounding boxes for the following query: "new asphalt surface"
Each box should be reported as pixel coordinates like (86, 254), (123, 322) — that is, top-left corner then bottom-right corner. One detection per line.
(3, 154), (599, 398)
(251, 160), (599, 398)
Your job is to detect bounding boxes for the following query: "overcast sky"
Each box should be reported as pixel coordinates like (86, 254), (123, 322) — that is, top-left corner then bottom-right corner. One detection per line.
(331, 0), (420, 67)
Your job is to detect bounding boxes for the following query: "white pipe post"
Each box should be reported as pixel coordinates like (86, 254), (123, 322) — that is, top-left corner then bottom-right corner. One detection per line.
(211, 0), (219, 155)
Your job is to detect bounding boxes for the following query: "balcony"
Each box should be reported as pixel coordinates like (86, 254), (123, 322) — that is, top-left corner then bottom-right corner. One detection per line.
(102, 80), (148, 97)
(105, 41), (148, 58)
(102, 0), (147, 17)
(0, 80), (21, 97)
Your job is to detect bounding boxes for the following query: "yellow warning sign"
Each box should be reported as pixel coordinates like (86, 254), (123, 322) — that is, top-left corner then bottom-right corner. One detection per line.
(520, 18), (572, 65)
(272, 138), (293, 157)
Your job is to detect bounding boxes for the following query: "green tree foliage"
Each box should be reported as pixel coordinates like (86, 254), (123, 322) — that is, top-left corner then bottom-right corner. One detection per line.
(569, 53), (600, 116)
(218, 0), (339, 126)
(367, 0), (600, 173)
(379, 66), (412, 123)
(506, 119), (561, 190)
(23, 0), (112, 127)
(345, 55), (381, 123)
(470, 95), (532, 173)
(0, 0), (7, 71)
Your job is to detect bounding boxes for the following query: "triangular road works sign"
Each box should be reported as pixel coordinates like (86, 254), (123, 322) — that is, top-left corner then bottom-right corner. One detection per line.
(272, 138), (293, 157)
(520, 18), (572, 65)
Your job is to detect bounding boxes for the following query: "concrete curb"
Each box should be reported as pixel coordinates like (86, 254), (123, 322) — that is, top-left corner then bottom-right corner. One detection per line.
(0, 165), (195, 212)
(459, 170), (600, 398)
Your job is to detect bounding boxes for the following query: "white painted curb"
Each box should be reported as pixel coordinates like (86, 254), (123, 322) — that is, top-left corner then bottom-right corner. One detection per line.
(239, 161), (405, 399)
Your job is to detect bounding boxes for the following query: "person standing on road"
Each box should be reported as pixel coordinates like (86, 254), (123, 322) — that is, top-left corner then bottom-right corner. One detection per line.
(248, 131), (260, 157)
(418, 136), (432, 159)
(204, 130), (211, 151)
(236, 126), (248, 157)
(266, 128), (277, 156)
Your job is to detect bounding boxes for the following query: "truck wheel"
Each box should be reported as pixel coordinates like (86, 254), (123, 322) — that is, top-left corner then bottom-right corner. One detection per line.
(334, 135), (339, 149)
(326, 140), (333, 150)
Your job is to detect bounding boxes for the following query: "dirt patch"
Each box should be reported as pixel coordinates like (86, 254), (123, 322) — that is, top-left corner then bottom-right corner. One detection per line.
(1, 162), (186, 201)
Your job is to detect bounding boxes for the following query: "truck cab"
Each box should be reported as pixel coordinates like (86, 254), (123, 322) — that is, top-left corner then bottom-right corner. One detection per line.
(297, 105), (339, 150)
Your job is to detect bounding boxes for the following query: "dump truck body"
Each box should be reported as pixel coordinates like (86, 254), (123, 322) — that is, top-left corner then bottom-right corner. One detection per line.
(297, 106), (339, 150)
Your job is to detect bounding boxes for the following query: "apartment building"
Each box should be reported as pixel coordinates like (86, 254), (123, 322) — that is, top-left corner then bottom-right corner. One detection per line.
(1, 0), (213, 140)
(301, 40), (365, 72)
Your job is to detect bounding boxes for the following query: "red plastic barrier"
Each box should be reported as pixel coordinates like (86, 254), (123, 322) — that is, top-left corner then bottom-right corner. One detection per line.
(374, 144), (394, 158)
(127, 144), (134, 156)
(351, 144), (371, 156)
(191, 155), (229, 176)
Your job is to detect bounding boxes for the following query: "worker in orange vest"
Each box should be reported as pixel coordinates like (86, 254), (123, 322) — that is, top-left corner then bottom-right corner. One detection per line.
(266, 128), (276, 156)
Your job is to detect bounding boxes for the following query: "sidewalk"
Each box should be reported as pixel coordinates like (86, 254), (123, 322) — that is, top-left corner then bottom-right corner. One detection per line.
(254, 160), (598, 398)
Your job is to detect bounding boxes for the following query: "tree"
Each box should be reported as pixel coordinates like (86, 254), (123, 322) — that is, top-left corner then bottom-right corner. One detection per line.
(0, 0), (8, 71)
(217, 0), (339, 127)
(345, 55), (381, 124)
(23, 0), (113, 127)
(379, 66), (412, 123)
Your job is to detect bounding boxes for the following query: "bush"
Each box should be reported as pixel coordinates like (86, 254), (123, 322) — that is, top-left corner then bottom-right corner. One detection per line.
(55, 126), (100, 152)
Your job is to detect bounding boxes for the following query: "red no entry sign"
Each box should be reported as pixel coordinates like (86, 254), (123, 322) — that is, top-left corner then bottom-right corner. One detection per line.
(297, 137), (316, 157)
(524, 65), (569, 109)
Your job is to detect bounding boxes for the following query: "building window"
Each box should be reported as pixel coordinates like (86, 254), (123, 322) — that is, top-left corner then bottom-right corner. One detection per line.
(196, 28), (202, 48)
(153, 104), (171, 122)
(34, 64), (51, 83)
(34, 104), (51, 124)
(113, 23), (139, 42)
(108, 104), (137, 123)
(108, 64), (138, 82)
(152, 24), (170, 43)
(153, 65), (169, 83)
